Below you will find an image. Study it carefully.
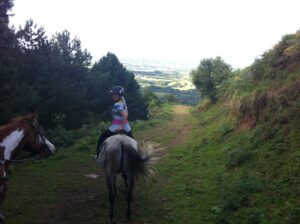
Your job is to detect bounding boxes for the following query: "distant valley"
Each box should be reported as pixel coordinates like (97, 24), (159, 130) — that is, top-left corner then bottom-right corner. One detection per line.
(121, 58), (200, 105)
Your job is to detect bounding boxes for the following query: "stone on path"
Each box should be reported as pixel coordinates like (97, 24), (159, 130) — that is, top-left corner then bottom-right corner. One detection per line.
(84, 173), (99, 179)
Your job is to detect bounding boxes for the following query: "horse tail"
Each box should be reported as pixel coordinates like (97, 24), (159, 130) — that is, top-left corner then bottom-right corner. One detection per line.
(123, 141), (165, 181)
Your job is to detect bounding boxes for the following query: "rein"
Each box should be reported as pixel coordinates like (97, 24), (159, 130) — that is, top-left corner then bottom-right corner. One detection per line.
(0, 156), (37, 163)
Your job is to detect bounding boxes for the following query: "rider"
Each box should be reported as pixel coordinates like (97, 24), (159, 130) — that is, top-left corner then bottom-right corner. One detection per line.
(96, 86), (133, 157)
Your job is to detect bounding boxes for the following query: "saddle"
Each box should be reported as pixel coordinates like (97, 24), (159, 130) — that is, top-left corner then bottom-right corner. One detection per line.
(114, 130), (127, 135)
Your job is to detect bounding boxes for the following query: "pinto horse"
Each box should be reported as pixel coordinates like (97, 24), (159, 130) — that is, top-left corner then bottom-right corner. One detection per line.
(0, 114), (55, 222)
(95, 134), (162, 224)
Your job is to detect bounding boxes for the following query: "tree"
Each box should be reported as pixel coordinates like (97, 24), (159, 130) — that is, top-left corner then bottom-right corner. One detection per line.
(0, 21), (93, 128)
(42, 30), (92, 128)
(88, 53), (148, 120)
(143, 86), (160, 108)
(0, 0), (148, 129)
(0, 0), (13, 24)
(0, 0), (21, 124)
(191, 57), (232, 103)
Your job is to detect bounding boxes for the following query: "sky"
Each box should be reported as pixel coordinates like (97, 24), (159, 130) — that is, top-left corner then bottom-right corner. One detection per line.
(9, 0), (300, 69)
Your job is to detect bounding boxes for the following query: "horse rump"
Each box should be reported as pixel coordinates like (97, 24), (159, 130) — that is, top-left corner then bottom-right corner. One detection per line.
(96, 135), (165, 223)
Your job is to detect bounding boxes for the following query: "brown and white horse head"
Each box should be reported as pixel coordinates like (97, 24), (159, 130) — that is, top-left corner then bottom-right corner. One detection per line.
(0, 114), (55, 165)
(25, 115), (56, 158)
(0, 114), (56, 221)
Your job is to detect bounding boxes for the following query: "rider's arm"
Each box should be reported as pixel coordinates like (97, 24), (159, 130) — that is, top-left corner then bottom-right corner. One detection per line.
(117, 110), (128, 130)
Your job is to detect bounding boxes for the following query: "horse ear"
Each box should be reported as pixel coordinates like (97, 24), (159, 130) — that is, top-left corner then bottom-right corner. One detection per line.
(25, 113), (37, 122)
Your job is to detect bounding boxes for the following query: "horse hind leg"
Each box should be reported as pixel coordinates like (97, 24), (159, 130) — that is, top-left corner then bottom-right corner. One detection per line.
(113, 175), (118, 197)
(122, 172), (128, 189)
(126, 174), (135, 221)
(106, 174), (116, 224)
(0, 181), (7, 223)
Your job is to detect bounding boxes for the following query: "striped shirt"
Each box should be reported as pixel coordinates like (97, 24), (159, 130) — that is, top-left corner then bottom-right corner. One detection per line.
(109, 100), (131, 132)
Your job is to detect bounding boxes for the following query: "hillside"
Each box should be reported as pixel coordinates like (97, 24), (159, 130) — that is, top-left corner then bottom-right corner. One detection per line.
(133, 31), (300, 223)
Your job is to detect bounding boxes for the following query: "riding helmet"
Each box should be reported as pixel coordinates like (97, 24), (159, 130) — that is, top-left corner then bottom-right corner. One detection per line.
(110, 86), (125, 96)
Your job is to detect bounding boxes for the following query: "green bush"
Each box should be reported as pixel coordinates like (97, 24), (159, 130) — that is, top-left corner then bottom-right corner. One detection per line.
(221, 175), (263, 212)
(46, 122), (107, 149)
(226, 148), (253, 169)
(47, 127), (75, 148)
(218, 123), (234, 137)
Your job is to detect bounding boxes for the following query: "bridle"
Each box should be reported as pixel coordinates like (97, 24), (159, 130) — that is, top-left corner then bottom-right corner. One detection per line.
(0, 120), (51, 182)
(0, 120), (50, 163)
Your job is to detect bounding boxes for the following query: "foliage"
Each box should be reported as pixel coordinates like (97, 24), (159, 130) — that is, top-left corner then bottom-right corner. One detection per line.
(88, 52), (148, 121)
(226, 148), (253, 169)
(191, 57), (232, 103)
(221, 174), (263, 212)
(0, 0), (13, 24)
(143, 86), (160, 107)
(218, 123), (234, 137)
(47, 121), (106, 148)
(164, 93), (176, 103)
(248, 30), (300, 81)
(0, 16), (148, 129)
(150, 85), (200, 105)
(0, 0), (20, 124)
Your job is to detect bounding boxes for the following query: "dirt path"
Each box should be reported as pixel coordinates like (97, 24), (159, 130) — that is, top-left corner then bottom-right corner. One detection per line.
(42, 105), (191, 224)
(170, 105), (192, 146)
(135, 105), (192, 147)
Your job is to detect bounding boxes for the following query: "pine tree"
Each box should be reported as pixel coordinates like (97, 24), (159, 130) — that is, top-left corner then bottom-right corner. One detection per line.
(88, 53), (148, 120)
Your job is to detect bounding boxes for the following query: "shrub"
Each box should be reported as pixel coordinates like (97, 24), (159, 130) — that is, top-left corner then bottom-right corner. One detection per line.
(218, 123), (234, 137)
(46, 127), (75, 148)
(191, 57), (232, 103)
(221, 175), (263, 212)
(226, 148), (253, 169)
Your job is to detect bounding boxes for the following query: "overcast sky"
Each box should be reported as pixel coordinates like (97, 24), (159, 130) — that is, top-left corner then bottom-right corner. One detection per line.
(10, 0), (300, 69)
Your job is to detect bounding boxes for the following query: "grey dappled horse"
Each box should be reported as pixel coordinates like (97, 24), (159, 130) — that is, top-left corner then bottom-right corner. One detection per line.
(95, 134), (161, 223)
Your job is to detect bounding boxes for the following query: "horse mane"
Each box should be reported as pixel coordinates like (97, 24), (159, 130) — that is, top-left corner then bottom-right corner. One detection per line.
(0, 114), (36, 134)
(10, 114), (36, 123)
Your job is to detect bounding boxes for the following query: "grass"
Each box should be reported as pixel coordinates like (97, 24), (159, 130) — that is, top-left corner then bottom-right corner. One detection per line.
(136, 99), (300, 224)
(2, 99), (300, 224)
(2, 104), (175, 224)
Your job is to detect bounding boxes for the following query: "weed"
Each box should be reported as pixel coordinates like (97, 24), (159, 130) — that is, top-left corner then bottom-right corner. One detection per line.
(218, 123), (234, 137)
(226, 148), (253, 169)
(221, 174), (263, 212)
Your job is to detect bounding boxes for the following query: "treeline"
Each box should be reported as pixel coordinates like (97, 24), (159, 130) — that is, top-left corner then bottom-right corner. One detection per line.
(0, 0), (147, 129)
